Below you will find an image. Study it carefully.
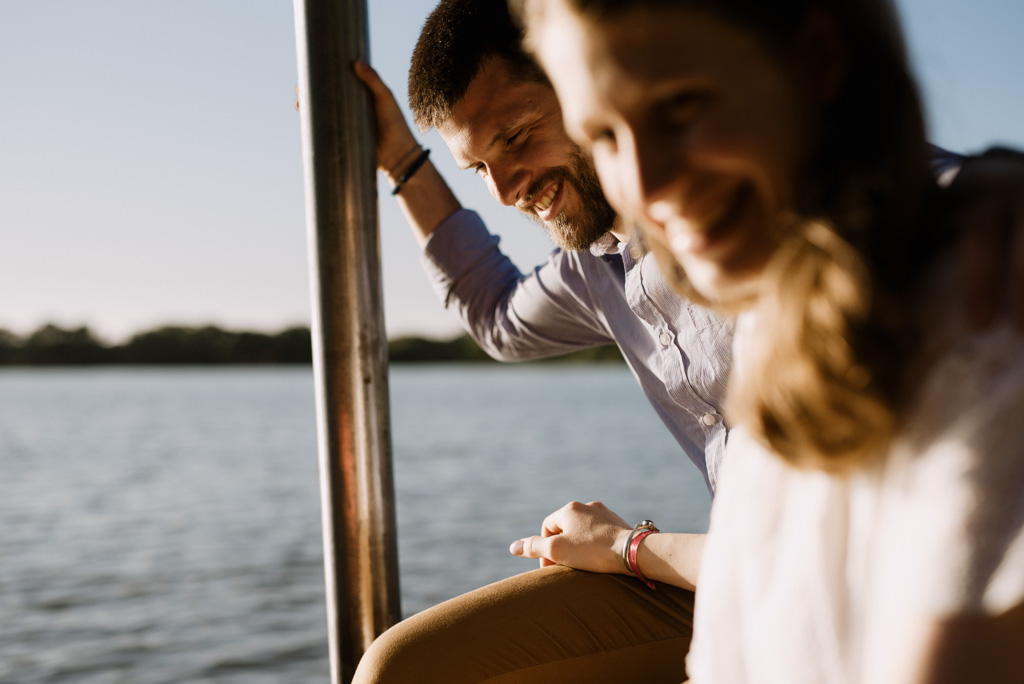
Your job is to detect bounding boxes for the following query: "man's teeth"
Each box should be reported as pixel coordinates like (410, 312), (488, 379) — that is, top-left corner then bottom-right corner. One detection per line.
(535, 184), (558, 212)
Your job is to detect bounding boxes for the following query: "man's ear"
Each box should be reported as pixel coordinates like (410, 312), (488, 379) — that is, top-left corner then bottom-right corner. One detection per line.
(798, 6), (848, 106)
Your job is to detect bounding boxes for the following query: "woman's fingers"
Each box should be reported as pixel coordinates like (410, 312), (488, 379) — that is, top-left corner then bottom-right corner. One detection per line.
(511, 501), (630, 573)
(540, 506), (568, 537)
(510, 536), (548, 557)
(510, 535), (555, 568)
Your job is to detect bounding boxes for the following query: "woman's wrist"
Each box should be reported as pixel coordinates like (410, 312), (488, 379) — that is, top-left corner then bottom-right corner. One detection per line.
(635, 532), (704, 592)
(621, 520), (660, 588)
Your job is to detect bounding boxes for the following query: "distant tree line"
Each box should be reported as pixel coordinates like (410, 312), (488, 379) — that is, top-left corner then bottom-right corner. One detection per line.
(0, 324), (313, 365)
(0, 324), (623, 365)
(387, 335), (622, 363)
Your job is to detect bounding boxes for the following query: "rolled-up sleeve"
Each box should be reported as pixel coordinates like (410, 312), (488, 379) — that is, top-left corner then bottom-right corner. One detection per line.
(422, 209), (616, 361)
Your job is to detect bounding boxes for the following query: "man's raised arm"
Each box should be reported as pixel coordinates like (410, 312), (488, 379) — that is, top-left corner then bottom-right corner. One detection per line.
(354, 60), (461, 246)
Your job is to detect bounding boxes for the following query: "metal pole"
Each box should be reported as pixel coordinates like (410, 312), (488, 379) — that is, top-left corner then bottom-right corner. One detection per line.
(292, 1), (401, 682)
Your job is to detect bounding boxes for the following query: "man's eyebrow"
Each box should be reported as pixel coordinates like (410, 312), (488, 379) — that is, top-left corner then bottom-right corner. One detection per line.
(457, 116), (525, 171)
(487, 122), (513, 150)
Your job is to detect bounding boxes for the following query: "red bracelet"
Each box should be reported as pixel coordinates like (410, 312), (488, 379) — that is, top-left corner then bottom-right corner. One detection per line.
(628, 529), (659, 591)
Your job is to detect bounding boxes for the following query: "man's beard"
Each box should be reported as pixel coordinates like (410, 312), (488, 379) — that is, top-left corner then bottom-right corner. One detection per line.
(520, 148), (618, 251)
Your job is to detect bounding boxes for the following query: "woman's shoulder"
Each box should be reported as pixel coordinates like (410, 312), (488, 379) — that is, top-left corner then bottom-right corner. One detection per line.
(897, 247), (1024, 485)
(886, 276), (1024, 614)
(904, 246), (1024, 434)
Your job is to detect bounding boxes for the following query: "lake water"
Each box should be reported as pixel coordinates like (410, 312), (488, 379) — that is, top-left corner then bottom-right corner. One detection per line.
(0, 365), (710, 683)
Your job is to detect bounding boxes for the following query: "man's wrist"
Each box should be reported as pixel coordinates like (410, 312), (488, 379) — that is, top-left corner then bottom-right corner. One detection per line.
(384, 141), (423, 182)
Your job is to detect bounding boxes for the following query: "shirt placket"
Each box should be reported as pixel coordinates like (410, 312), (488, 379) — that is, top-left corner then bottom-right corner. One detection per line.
(622, 246), (728, 487)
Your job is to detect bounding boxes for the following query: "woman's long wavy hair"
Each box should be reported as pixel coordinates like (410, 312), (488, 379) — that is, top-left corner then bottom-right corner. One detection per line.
(518, 0), (937, 471)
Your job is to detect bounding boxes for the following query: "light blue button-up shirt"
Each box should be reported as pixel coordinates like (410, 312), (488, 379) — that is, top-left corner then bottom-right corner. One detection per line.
(422, 209), (734, 495)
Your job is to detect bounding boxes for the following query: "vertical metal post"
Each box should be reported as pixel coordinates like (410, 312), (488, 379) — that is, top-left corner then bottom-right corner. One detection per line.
(292, 1), (401, 682)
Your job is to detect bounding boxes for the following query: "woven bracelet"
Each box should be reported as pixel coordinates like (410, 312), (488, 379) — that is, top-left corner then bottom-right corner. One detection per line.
(391, 148), (431, 195)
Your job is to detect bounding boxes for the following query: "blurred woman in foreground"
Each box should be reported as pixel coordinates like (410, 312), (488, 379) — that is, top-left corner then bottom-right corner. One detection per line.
(512, 0), (1024, 680)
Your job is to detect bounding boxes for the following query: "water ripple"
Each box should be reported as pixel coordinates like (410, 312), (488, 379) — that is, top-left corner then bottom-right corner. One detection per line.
(1, 366), (708, 682)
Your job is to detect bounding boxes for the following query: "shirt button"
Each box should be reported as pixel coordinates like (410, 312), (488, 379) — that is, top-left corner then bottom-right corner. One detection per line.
(702, 412), (718, 426)
(659, 332), (672, 347)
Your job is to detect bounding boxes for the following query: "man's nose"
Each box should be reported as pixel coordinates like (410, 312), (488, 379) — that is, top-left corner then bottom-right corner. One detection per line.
(487, 165), (531, 207)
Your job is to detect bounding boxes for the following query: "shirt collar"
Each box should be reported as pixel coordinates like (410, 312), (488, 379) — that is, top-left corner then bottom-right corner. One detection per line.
(590, 230), (649, 265)
(589, 231), (626, 257)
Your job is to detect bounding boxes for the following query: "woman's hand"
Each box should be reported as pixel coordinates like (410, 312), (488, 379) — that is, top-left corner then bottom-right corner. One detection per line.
(352, 60), (421, 178)
(510, 501), (631, 574)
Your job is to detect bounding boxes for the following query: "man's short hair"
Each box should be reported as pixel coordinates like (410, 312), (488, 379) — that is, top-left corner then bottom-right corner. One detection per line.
(409, 0), (547, 132)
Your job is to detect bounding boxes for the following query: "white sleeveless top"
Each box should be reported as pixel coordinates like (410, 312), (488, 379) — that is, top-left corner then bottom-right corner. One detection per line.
(687, 264), (1024, 683)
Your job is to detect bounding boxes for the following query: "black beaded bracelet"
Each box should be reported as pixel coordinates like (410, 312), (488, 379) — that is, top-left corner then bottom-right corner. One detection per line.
(391, 148), (431, 195)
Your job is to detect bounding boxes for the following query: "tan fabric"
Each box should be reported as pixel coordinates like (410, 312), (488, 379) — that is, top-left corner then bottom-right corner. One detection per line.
(353, 565), (695, 683)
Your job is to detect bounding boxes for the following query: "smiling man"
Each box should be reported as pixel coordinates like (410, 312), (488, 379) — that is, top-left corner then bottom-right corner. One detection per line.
(428, 52), (616, 250)
(352, 0), (725, 679)
(358, 0), (734, 499)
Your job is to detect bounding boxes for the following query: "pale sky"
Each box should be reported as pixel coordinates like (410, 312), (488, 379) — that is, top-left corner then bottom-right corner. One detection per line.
(1, 0), (1022, 343)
